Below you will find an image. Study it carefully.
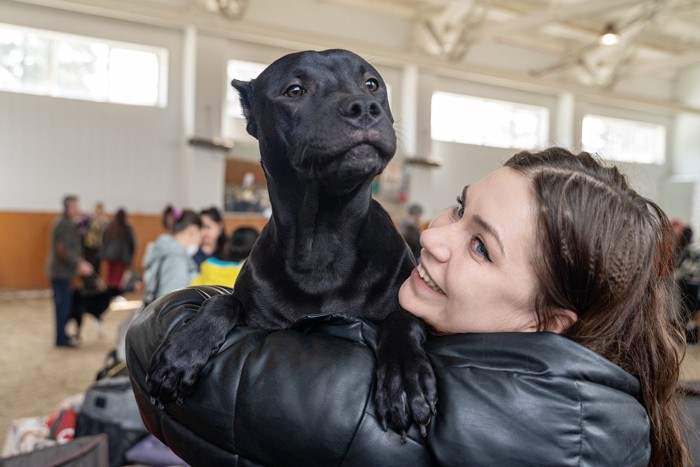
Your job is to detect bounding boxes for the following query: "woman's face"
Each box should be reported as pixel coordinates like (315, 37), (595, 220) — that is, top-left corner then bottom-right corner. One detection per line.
(185, 225), (202, 252)
(200, 215), (223, 248)
(398, 167), (540, 334)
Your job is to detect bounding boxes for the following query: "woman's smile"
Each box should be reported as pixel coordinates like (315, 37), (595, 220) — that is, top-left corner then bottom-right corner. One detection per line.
(415, 263), (445, 295)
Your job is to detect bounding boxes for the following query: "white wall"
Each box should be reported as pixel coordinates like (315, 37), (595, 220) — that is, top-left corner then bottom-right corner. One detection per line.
(408, 142), (513, 220)
(0, 2), (190, 213)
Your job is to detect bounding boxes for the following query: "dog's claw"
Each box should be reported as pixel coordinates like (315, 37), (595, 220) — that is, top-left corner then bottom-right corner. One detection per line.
(419, 423), (428, 438)
(374, 308), (438, 442)
(400, 431), (407, 444)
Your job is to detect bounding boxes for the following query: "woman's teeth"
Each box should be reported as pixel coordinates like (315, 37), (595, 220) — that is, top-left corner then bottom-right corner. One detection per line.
(417, 264), (446, 295)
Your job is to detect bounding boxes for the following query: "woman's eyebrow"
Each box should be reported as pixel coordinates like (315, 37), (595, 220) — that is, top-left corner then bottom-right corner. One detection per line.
(464, 186), (505, 255)
(473, 215), (504, 255)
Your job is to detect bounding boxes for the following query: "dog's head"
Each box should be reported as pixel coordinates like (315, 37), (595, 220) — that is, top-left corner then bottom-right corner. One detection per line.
(232, 49), (396, 195)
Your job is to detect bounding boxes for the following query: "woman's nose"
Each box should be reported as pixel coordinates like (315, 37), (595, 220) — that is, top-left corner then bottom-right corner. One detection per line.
(420, 224), (451, 263)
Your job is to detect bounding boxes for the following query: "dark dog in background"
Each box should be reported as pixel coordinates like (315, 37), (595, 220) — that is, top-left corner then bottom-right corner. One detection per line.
(67, 274), (117, 339)
(147, 49), (437, 439)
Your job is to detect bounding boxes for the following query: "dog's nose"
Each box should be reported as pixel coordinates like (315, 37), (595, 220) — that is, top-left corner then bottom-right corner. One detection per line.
(339, 97), (383, 127)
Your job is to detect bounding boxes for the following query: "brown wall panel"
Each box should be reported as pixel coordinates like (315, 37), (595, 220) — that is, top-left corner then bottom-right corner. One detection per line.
(0, 211), (268, 290)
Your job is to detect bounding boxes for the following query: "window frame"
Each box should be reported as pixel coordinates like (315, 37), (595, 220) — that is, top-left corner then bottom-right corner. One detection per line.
(430, 90), (550, 150)
(580, 112), (667, 165)
(0, 22), (168, 107)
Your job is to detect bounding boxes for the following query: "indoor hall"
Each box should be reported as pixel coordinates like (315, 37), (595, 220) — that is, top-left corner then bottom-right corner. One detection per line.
(2, 0), (700, 465)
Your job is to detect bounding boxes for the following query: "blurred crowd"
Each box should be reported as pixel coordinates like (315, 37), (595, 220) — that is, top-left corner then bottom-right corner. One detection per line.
(673, 219), (700, 343)
(47, 195), (259, 348)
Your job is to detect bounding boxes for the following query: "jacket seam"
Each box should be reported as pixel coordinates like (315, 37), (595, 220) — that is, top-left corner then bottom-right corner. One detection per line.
(231, 332), (266, 457)
(338, 367), (374, 466)
(575, 379), (583, 467)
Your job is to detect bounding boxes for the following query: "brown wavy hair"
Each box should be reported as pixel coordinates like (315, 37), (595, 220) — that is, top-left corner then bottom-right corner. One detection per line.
(505, 147), (687, 466)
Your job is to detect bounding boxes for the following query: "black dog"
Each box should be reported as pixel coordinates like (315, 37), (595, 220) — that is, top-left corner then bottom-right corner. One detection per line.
(68, 274), (120, 340)
(147, 49), (437, 439)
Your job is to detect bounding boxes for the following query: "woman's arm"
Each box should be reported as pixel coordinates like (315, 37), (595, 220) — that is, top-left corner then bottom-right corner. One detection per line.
(126, 287), (650, 467)
(125, 286), (431, 467)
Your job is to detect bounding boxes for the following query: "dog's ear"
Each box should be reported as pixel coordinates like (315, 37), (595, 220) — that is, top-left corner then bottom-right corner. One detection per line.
(231, 79), (258, 138)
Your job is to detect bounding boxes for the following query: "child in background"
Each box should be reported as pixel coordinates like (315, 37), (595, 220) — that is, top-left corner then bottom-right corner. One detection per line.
(190, 226), (259, 288)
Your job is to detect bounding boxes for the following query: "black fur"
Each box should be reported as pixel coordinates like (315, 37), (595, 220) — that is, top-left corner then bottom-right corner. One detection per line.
(147, 49), (437, 439)
(68, 275), (120, 339)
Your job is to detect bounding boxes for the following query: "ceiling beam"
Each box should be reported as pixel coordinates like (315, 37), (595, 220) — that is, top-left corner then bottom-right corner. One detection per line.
(621, 49), (700, 74)
(474, 0), (646, 42)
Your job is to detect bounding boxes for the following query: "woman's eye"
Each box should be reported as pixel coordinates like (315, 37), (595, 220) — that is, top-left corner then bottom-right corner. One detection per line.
(472, 237), (491, 262)
(284, 85), (306, 98)
(365, 78), (379, 93)
(452, 195), (465, 219)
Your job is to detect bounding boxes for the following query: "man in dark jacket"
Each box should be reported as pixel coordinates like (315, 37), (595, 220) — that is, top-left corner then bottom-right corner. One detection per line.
(47, 195), (93, 347)
(126, 286), (650, 467)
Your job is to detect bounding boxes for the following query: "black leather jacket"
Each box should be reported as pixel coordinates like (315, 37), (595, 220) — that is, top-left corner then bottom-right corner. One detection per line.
(126, 286), (650, 466)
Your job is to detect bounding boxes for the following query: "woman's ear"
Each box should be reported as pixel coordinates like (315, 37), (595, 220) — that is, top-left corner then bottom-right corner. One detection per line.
(547, 308), (578, 334)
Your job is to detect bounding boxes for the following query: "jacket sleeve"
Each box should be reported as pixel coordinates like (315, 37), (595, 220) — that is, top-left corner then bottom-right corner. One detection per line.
(126, 287), (649, 467)
(127, 227), (136, 264)
(125, 286), (431, 467)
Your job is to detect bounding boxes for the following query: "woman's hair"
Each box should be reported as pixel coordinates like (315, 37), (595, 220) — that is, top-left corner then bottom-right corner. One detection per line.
(103, 208), (129, 241)
(505, 147), (687, 466)
(227, 226), (259, 262)
(171, 209), (202, 234)
(201, 206), (227, 256)
(162, 205), (174, 231)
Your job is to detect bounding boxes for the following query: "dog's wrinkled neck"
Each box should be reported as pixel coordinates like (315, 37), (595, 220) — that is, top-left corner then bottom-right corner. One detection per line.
(276, 179), (373, 290)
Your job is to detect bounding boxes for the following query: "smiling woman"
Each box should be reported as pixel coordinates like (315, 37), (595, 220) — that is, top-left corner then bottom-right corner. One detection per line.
(402, 146), (687, 466)
(399, 166), (555, 335)
(127, 146), (687, 467)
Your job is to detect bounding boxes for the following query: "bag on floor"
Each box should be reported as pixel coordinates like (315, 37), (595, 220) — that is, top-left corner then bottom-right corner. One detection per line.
(74, 375), (147, 467)
(0, 434), (108, 467)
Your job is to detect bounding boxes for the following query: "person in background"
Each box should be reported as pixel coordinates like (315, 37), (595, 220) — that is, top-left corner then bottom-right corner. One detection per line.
(101, 208), (137, 295)
(161, 204), (174, 233)
(191, 226), (259, 287)
(676, 226), (700, 343)
(142, 209), (202, 302)
(193, 207), (227, 268)
(47, 195), (93, 348)
(82, 202), (108, 273)
(679, 225), (695, 266)
(400, 203), (424, 262)
(140, 203), (176, 277)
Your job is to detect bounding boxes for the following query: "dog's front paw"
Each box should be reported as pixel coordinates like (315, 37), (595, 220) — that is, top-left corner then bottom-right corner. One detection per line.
(146, 330), (211, 405)
(374, 334), (437, 442)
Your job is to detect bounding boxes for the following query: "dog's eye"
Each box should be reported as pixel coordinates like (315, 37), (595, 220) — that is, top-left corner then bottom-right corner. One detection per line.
(365, 78), (379, 93)
(283, 85), (306, 98)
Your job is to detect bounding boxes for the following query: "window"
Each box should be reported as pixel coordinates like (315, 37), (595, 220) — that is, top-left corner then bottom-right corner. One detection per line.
(581, 114), (666, 164)
(0, 23), (167, 107)
(431, 91), (549, 149)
